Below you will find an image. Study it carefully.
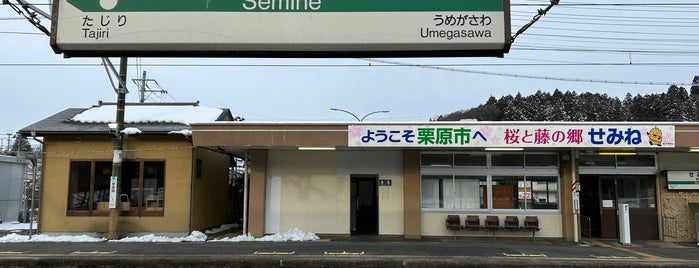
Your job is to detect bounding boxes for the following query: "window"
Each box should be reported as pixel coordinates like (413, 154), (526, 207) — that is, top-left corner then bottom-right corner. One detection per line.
(526, 154), (559, 167)
(529, 176), (559, 209)
(420, 152), (559, 211)
(68, 161), (111, 212)
(421, 175), (486, 209)
(491, 176), (520, 209)
(68, 160), (165, 216)
(123, 161), (165, 214)
(421, 153), (452, 167)
(616, 155), (655, 167)
(492, 154), (524, 167)
(454, 154), (487, 167)
(617, 176), (656, 208)
(578, 153), (656, 167)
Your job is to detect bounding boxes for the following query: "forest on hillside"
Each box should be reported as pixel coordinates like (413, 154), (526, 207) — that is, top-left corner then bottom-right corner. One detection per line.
(434, 84), (699, 122)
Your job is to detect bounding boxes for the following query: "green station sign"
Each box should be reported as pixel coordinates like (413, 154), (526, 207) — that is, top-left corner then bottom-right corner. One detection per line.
(52, 0), (511, 57)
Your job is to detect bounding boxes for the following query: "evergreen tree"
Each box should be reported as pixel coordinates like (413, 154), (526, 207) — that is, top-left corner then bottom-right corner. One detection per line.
(664, 85), (694, 121)
(8, 136), (33, 156)
(435, 77), (699, 122)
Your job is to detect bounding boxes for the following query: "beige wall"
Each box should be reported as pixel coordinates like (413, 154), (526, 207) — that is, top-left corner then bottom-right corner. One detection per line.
(403, 150), (421, 239)
(658, 152), (699, 242)
(421, 213), (562, 238)
(559, 151), (576, 241)
(269, 150), (345, 234)
(265, 150), (404, 235)
(337, 151), (404, 235)
(248, 149), (268, 237)
(40, 136), (195, 235)
(190, 148), (231, 231)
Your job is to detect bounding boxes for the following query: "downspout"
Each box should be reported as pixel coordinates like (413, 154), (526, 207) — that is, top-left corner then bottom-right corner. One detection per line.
(242, 151), (249, 235)
(29, 132), (44, 239)
(189, 147), (195, 233)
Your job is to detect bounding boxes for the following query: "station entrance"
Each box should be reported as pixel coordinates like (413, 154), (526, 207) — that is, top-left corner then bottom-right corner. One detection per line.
(580, 175), (658, 240)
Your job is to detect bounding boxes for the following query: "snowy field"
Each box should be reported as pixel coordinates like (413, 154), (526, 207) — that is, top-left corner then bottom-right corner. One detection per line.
(0, 221), (319, 243)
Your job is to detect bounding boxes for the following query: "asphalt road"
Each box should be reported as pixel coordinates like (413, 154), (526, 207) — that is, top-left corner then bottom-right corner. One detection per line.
(0, 237), (697, 267)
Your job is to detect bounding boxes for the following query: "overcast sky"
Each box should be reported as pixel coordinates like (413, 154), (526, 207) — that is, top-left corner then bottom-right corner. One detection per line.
(2, 0), (698, 136)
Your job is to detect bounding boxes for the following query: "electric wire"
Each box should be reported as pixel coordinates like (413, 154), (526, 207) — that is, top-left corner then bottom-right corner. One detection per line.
(1, 0), (698, 87)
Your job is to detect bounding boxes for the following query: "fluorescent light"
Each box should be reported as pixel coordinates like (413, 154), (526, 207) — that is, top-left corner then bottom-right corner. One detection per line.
(484, 148), (524, 151)
(597, 152), (636, 156)
(689, 147), (699, 152)
(298, 147), (336, 151)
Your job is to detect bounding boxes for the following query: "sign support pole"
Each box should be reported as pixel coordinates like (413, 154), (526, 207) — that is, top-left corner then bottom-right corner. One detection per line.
(108, 57), (128, 240)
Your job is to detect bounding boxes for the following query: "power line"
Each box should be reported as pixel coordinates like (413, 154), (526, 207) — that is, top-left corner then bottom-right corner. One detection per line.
(2, 62), (699, 68)
(360, 58), (690, 86)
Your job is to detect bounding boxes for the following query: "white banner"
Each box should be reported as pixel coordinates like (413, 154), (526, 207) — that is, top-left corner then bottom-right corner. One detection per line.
(348, 125), (675, 148)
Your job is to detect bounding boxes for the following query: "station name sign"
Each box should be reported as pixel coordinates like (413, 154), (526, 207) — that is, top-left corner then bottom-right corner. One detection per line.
(50, 0), (511, 57)
(667, 171), (699, 190)
(348, 125), (675, 148)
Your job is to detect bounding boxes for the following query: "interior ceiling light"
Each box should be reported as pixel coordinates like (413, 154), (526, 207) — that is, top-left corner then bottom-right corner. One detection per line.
(484, 148), (524, 151)
(597, 151), (637, 156)
(297, 147), (336, 151)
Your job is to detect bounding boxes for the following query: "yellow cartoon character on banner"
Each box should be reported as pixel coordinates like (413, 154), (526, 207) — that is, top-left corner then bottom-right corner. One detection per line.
(647, 127), (663, 146)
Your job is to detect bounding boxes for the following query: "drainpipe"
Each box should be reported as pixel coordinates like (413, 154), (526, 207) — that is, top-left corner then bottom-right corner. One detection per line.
(28, 132), (42, 239)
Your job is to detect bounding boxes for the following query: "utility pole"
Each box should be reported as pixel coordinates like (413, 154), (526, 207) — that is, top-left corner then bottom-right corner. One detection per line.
(132, 70), (167, 103)
(108, 57), (128, 240)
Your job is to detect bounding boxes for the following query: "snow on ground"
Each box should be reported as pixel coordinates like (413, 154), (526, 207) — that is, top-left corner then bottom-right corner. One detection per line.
(0, 221), (31, 231)
(0, 233), (105, 243)
(112, 231), (207, 243)
(210, 228), (319, 242)
(0, 223), (318, 243)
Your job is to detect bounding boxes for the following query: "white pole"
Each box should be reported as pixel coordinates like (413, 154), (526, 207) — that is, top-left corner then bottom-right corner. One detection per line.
(571, 150), (579, 243)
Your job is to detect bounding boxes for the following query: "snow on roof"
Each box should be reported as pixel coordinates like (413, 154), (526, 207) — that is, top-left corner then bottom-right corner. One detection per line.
(71, 105), (224, 125)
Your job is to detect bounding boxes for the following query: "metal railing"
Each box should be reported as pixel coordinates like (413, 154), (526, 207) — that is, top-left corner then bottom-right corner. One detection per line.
(662, 216), (679, 240)
(580, 215), (592, 238)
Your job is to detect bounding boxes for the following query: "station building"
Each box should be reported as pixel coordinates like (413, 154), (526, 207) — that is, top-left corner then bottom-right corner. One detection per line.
(19, 104), (699, 242)
(192, 122), (699, 242)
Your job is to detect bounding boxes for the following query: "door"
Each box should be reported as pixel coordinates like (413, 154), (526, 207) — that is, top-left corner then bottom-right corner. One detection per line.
(617, 176), (659, 240)
(580, 175), (659, 240)
(599, 176), (618, 239)
(351, 176), (378, 235)
(580, 175), (601, 237)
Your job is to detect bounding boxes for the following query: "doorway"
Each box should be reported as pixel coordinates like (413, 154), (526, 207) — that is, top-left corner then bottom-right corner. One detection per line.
(351, 176), (378, 235)
(580, 175), (659, 240)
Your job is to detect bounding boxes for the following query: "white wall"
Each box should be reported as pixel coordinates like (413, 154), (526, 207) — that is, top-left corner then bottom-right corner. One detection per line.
(337, 151), (404, 236)
(266, 150), (404, 235)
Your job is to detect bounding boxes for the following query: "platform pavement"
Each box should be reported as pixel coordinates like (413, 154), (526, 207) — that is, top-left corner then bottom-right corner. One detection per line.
(0, 236), (697, 267)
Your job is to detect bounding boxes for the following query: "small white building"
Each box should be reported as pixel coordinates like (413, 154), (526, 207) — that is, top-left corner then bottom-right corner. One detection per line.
(0, 155), (30, 223)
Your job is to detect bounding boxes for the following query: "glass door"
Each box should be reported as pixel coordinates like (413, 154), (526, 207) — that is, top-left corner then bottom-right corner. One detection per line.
(599, 176), (618, 239)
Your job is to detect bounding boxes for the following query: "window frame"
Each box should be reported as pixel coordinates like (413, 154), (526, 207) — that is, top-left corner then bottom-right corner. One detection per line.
(420, 152), (560, 213)
(66, 159), (166, 217)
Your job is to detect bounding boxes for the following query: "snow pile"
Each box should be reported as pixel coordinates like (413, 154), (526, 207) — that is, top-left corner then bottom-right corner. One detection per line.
(112, 231), (207, 243)
(0, 233), (106, 243)
(0, 223), (317, 243)
(205, 223), (238, 235)
(121, 127), (142, 135)
(211, 228), (319, 242)
(168, 129), (192, 136)
(0, 221), (30, 231)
